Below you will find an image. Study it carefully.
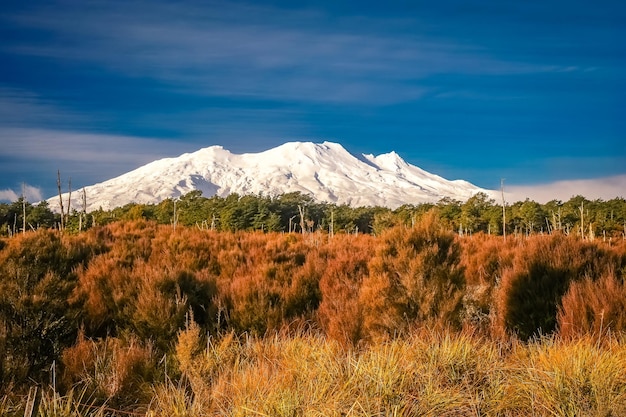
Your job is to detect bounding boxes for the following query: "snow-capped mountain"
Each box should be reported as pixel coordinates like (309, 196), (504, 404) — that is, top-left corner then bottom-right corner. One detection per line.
(47, 141), (494, 212)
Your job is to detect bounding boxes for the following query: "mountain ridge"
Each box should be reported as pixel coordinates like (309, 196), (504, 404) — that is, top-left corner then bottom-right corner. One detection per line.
(47, 141), (494, 212)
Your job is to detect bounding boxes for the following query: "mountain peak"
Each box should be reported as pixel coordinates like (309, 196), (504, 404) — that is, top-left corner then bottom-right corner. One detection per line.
(47, 141), (493, 212)
(271, 140), (347, 155)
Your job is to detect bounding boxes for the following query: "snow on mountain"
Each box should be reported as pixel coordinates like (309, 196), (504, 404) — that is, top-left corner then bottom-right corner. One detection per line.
(47, 141), (495, 212)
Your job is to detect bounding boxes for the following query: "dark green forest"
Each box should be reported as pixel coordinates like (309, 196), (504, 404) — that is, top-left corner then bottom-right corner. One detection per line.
(2, 191), (626, 239)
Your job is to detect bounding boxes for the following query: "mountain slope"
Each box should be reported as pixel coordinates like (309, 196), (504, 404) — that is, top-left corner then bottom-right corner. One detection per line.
(47, 141), (493, 212)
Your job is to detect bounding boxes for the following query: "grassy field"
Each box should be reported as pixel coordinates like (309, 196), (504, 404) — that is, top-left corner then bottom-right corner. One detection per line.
(1, 218), (626, 416)
(3, 328), (626, 416)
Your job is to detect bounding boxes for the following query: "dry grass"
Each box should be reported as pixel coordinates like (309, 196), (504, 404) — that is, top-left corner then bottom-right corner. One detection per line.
(3, 223), (626, 415)
(154, 327), (626, 417)
(506, 334), (626, 416)
(2, 326), (625, 416)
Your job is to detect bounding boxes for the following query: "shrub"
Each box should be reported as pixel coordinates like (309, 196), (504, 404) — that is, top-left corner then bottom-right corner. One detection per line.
(360, 211), (465, 340)
(494, 235), (624, 340)
(0, 230), (100, 390)
(558, 271), (626, 339)
(317, 234), (375, 346)
(459, 233), (516, 332)
(221, 233), (322, 335)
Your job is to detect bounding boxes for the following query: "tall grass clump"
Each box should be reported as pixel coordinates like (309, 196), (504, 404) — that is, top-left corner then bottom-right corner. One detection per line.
(37, 388), (107, 417)
(61, 332), (161, 409)
(147, 380), (207, 417)
(507, 334), (626, 416)
(172, 326), (552, 416)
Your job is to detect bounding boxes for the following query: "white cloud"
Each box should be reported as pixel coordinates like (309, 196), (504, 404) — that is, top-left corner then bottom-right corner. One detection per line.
(0, 184), (43, 203)
(507, 175), (626, 203)
(0, 189), (18, 202)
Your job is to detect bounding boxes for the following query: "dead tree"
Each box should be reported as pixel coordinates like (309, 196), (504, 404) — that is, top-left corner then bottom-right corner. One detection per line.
(579, 201), (584, 239)
(22, 183), (26, 235)
(289, 215), (297, 233)
(172, 198), (178, 230)
(79, 187), (87, 231)
(66, 177), (72, 228)
(56, 171), (75, 231)
(57, 170), (65, 230)
(298, 204), (306, 235)
(501, 178), (506, 241)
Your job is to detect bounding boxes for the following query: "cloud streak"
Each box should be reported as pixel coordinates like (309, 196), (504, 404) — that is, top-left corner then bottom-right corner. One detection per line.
(0, 127), (200, 198)
(0, 127), (191, 166)
(0, 87), (89, 128)
(2, 0), (563, 105)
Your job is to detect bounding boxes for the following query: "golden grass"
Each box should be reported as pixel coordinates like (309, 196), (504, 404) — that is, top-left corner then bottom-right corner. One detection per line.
(155, 328), (626, 417)
(506, 335), (626, 416)
(2, 330), (625, 416)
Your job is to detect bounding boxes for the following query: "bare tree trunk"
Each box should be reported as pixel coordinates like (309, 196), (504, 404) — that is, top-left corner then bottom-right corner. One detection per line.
(66, 177), (72, 229)
(57, 170), (65, 231)
(22, 183), (26, 236)
(501, 178), (506, 241)
(173, 199), (178, 230)
(79, 188), (87, 231)
(298, 205), (306, 235)
(579, 201), (584, 239)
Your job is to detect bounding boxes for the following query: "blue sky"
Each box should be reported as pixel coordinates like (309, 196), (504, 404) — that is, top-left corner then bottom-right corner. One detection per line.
(1, 0), (625, 203)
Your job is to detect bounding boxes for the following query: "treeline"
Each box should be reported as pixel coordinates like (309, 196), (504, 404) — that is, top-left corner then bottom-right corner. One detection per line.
(1, 216), (626, 404)
(3, 191), (626, 238)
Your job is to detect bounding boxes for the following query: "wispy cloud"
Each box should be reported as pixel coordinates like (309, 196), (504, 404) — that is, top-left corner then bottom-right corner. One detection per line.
(0, 87), (89, 128)
(0, 127), (191, 166)
(0, 126), (210, 198)
(1, 0), (560, 105)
